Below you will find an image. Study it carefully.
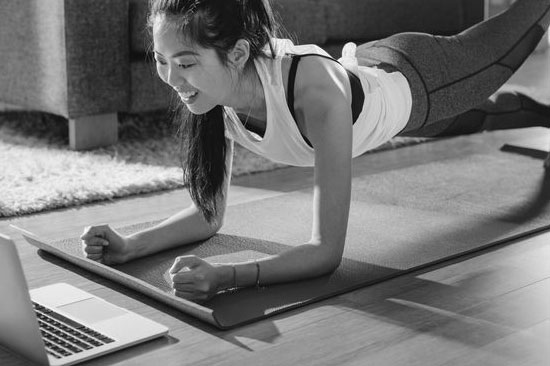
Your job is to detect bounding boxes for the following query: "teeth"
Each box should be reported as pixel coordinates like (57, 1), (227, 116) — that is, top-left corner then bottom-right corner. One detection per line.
(179, 91), (198, 99)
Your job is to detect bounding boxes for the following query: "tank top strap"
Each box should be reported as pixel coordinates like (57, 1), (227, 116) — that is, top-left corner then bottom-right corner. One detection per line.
(285, 53), (365, 139)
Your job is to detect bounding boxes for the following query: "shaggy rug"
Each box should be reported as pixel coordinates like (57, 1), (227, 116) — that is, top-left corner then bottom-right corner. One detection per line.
(0, 109), (430, 217)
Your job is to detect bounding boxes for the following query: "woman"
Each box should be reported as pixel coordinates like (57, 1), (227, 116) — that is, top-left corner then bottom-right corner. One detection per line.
(82, 0), (550, 301)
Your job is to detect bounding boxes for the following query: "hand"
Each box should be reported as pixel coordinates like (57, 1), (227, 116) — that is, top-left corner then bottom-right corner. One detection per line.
(80, 224), (131, 265)
(169, 255), (223, 302)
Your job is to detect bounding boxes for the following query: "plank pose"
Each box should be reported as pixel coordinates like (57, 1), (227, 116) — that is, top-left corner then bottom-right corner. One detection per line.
(82, 0), (550, 301)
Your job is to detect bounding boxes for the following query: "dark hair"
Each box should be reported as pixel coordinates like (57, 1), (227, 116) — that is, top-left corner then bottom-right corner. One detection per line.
(148, 0), (280, 223)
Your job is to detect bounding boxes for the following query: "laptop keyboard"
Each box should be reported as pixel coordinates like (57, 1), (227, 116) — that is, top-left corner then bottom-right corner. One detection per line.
(32, 301), (115, 359)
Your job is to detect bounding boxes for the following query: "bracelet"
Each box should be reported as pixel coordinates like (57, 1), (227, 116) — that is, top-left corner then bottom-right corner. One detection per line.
(255, 261), (261, 289)
(232, 265), (237, 289)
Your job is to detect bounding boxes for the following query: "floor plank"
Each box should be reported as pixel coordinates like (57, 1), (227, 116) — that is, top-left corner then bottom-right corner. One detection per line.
(0, 46), (548, 366)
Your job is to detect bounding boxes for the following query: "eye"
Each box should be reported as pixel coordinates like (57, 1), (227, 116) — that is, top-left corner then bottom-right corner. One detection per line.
(178, 63), (194, 69)
(154, 58), (167, 66)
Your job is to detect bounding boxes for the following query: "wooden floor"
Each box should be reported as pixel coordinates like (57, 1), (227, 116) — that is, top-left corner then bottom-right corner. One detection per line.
(0, 51), (549, 366)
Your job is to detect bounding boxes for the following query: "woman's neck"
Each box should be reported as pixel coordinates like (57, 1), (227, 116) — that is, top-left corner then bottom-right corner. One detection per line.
(231, 62), (266, 121)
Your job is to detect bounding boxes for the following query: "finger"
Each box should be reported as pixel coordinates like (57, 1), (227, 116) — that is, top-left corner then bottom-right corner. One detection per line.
(83, 246), (103, 255)
(80, 224), (110, 240)
(170, 270), (207, 285)
(174, 290), (209, 302)
(172, 283), (198, 292)
(169, 257), (193, 274)
(170, 270), (194, 283)
(83, 237), (109, 247)
(81, 238), (108, 256)
(173, 289), (196, 299)
(80, 226), (103, 240)
(86, 253), (103, 261)
(169, 256), (202, 274)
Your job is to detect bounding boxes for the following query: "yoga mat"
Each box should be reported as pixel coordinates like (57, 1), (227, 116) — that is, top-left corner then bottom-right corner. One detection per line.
(18, 150), (550, 329)
(501, 135), (550, 159)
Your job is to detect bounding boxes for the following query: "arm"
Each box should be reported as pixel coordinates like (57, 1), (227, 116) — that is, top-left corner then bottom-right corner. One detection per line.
(81, 138), (234, 264)
(129, 137), (235, 256)
(129, 139), (234, 258)
(171, 58), (354, 299)
(229, 57), (354, 283)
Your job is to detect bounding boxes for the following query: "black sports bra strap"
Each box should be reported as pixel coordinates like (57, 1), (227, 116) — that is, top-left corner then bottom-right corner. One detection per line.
(292, 53), (341, 62)
(287, 55), (301, 121)
(287, 53), (364, 127)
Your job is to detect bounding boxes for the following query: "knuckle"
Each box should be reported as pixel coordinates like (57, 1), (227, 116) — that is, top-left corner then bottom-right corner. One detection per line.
(98, 224), (112, 234)
(170, 274), (180, 283)
(95, 238), (107, 246)
(176, 255), (193, 265)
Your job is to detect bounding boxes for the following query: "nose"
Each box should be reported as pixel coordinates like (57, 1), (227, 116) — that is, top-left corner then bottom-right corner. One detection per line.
(166, 64), (184, 88)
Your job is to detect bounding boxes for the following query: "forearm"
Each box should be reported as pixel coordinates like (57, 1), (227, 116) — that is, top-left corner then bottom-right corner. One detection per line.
(217, 241), (342, 290)
(128, 204), (221, 259)
(128, 139), (233, 260)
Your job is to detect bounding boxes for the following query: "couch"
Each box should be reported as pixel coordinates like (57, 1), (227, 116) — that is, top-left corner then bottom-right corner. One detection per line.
(0, 0), (484, 149)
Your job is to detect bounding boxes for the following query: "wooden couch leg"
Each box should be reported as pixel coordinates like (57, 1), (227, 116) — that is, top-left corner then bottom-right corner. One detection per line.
(69, 113), (118, 150)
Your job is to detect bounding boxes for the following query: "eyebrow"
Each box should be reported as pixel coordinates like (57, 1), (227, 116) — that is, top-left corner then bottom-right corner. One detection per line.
(154, 50), (199, 58)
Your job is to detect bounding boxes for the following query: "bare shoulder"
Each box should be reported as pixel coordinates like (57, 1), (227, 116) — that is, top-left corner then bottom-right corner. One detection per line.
(294, 55), (351, 97)
(287, 55), (353, 140)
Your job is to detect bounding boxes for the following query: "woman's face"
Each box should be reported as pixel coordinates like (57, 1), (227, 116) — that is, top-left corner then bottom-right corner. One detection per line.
(152, 17), (236, 115)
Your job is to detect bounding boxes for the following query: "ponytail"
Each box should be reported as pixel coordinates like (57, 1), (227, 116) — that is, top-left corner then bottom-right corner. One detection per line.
(179, 105), (227, 224)
(238, 0), (279, 57)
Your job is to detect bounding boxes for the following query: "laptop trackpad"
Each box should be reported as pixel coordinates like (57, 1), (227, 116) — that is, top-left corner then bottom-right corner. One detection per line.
(58, 297), (129, 324)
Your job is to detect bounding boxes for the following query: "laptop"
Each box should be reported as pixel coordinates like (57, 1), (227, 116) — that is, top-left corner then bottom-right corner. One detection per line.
(0, 233), (169, 366)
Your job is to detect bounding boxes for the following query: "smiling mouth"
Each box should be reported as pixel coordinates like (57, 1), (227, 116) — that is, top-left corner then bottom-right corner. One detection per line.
(178, 90), (199, 103)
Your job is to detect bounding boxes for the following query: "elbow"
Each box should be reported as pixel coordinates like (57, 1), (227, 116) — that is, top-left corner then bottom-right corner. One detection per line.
(211, 210), (226, 234)
(323, 256), (342, 274)
(190, 202), (225, 237)
(209, 198), (228, 233)
(311, 257), (340, 278)
(310, 244), (343, 276)
(204, 216), (224, 238)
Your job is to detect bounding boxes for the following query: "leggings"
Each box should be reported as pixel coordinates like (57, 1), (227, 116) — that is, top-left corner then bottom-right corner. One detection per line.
(355, 0), (550, 137)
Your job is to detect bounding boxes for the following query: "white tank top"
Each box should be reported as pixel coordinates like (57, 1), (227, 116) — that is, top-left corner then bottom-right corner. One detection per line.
(223, 39), (412, 167)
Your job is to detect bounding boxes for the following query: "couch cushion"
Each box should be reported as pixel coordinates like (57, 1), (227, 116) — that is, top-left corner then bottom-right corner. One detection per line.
(0, 0), (130, 118)
(129, 0), (327, 55)
(129, 60), (173, 112)
(130, 0), (151, 55)
(320, 0), (482, 43)
(0, 0), (68, 115)
(64, 0), (130, 117)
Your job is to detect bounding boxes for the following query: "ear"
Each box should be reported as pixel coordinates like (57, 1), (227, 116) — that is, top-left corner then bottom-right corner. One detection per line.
(228, 39), (251, 70)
